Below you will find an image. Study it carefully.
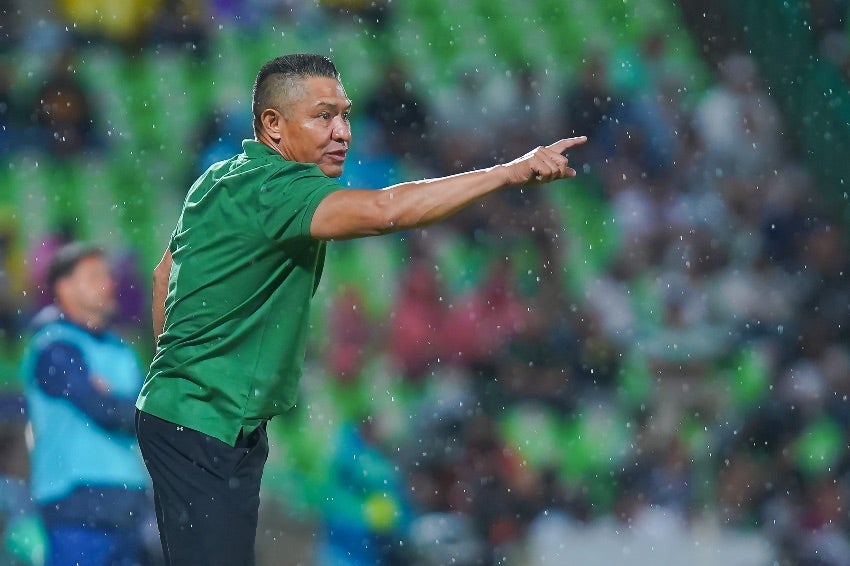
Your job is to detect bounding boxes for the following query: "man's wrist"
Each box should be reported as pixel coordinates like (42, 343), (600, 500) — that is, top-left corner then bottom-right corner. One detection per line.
(487, 163), (514, 188)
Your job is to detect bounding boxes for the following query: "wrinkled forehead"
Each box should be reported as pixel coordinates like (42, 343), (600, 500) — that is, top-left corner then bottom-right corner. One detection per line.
(286, 75), (350, 107)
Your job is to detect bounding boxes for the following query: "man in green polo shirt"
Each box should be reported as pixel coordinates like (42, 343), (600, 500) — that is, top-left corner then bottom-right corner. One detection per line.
(135, 53), (586, 566)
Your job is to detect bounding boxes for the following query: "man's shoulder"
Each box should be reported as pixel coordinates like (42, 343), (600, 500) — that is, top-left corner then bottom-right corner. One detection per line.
(184, 146), (338, 217)
(199, 148), (325, 189)
(27, 320), (85, 360)
(267, 161), (333, 188)
(27, 307), (81, 347)
(27, 308), (110, 349)
(28, 305), (62, 334)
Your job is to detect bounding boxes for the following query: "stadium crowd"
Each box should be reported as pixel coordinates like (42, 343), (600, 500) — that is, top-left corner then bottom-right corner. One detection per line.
(0, 1), (849, 564)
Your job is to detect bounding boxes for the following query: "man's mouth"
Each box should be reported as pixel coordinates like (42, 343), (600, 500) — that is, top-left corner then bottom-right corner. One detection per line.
(327, 150), (347, 163)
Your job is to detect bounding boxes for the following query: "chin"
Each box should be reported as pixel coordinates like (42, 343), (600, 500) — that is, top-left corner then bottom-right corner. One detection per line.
(321, 166), (344, 178)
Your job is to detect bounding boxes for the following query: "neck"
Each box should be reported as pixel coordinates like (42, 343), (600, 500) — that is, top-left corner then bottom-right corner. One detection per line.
(256, 133), (287, 159)
(59, 305), (107, 333)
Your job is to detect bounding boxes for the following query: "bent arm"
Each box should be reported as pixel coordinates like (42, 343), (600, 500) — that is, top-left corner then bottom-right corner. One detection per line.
(310, 137), (586, 241)
(152, 248), (172, 348)
(35, 342), (137, 435)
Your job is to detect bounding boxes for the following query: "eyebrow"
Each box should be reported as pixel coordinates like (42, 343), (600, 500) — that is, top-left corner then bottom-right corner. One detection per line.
(312, 100), (352, 112)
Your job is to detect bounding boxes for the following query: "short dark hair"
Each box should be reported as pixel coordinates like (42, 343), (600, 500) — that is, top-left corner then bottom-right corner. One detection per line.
(47, 242), (104, 293)
(251, 53), (340, 136)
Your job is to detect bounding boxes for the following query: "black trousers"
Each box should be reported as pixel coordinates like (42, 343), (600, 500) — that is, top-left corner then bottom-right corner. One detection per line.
(135, 410), (269, 566)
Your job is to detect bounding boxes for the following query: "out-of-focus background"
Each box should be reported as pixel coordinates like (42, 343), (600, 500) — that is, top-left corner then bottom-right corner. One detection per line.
(1, 0), (850, 564)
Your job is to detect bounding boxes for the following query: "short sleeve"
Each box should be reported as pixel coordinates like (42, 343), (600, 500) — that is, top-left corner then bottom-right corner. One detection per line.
(168, 202), (189, 254)
(258, 163), (341, 243)
(168, 223), (179, 253)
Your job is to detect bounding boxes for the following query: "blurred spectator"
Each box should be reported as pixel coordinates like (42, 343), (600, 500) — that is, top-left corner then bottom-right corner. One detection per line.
(402, 376), (489, 565)
(407, 511), (486, 566)
(26, 223), (76, 312)
(110, 247), (149, 341)
(807, 0), (848, 42)
(794, 220), (849, 312)
(319, 0), (393, 28)
(147, 0), (209, 53)
(822, 344), (850, 427)
(459, 414), (541, 562)
(601, 156), (664, 263)
(565, 55), (619, 140)
(562, 54), (624, 169)
(692, 53), (782, 176)
(819, 30), (850, 81)
(20, 243), (153, 566)
(430, 68), (501, 173)
(0, 211), (25, 348)
(364, 59), (431, 163)
(794, 475), (850, 565)
(56, 0), (162, 47)
(710, 253), (799, 336)
(192, 105), (252, 181)
(0, 57), (22, 156)
(497, 299), (578, 410)
(639, 436), (694, 518)
(27, 49), (100, 158)
(758, 165), (814, 268)
(481, 65), (561, 162)
(445, 259), (527, 381)
(0, 2), (24, 50)
(316, 417), (411, 565)
(207, 0), (318, 30)
(608, 31), (693, 177)
(387, 257), (448, 381)
(325, 285), (372, 381)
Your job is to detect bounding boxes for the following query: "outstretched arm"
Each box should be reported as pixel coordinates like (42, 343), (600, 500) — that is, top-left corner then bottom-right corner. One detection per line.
(310, 137), (586, 240)
(152, 248), (172, 348)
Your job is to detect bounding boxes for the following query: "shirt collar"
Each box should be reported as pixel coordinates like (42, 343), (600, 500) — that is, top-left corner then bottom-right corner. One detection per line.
(242, 139), (280, 159)
(31, 304), (109, 339)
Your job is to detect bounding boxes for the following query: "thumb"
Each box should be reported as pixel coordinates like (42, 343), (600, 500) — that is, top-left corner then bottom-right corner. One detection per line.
(547, 136), (588, 155)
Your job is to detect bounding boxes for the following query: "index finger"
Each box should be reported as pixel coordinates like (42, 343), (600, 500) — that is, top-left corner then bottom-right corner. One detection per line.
(547, 136), (588, 155)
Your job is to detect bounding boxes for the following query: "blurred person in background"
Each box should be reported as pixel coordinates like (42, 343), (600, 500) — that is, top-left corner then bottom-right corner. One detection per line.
(316, 414), (412, 566)
(147, 0), (209, 53)
(20, 242), (152, 566)
(319, 0), (393, 28)
(363, 58), (431, 163)
(55, 0), (162, 48)
(324, 285), (372, 381)
(27, 49), (100, 158)
(691, 53), (781, 177)
(0, 210), (26, 350)
(26, 223), (76, 312)
(0, 57), (22, 157)
(562, 54), (622, 170)
(387, 255), (449, 382)
(135, 53), (585, 566)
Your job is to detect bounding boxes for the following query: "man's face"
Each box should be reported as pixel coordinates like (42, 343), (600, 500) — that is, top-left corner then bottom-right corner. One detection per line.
(278, 76), (352, 178)
(58, 255), (116, 326)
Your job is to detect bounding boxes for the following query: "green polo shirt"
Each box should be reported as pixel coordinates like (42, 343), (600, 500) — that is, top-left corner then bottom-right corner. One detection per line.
(136, 140), (341, 446)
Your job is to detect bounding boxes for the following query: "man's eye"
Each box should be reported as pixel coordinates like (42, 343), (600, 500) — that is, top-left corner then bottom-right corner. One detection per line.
(318, 112), (330, 119)
(342, 112), (351, 121)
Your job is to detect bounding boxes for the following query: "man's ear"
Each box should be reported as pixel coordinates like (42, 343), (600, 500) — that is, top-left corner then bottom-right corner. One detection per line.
(260, 108), (283, 142)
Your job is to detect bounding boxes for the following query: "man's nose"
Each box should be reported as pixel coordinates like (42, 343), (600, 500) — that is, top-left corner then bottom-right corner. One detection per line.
(333, 118), (351, 143)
